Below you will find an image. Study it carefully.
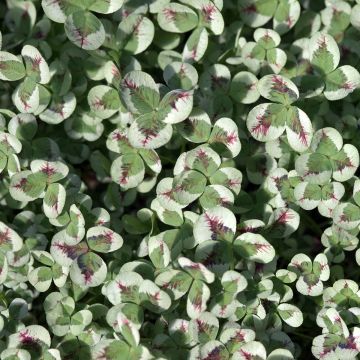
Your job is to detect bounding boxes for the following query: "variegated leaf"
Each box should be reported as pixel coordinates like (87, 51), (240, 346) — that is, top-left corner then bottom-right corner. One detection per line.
(148, 235), (171, 268)
(234, 233), (275, 264)
(193, 0), (224, 35)
(295, 153), (332, 185)
(41, 0), (81, 23)
(221, 270), (248, 294)
(239, 0), (277, 28)
(156, 177), (184, 211)
(8, 325), (51, 349)
(70, 252), (107, 287)
(313, 253), (330, 281)
(199, 63), (231, 94)
(182, 27), (209, 63)
(267, 207), (300, 238)
(230, 71), (260, 104)
(220, 327), (255, 354)
(9, 170), (46, 202)
(43, 183), (66, 219)
(139, 280), (171, 313)
(294, 182), (321, 210)
(106, 128), (134, 154)
(330, 144), (359, 182)
(89, 0), (124, 14)
(12, 78), (40, 114)
(52, 263), (69, 288)
(242, 42), (263, 74)
(310, 127), (343, 156)
(209, 168), (242, 195)
(296, 274), (323, 296)
(208, 117), (241, 157)
(0, 51), (26, 81)
(319, 182), (345, 217)
(116, 312), (140, 347)
(324, 66), (360, 101)
(158, 90), (193, 124)
(273, 0), (301, 34)
(8, 113), (37, 140)
(70, 309), (92, 336)
(39, 92), (77, 124)
(178, 257), (215, 283)
(0, 252), (8, 284)
(0, 221), (23, 253)
(21, 45), (50, 84)
(151, 198), (184, 227)
(266, 47), (287, 73)
(164, 62), (198, 90)
(333, 202), (360, 230)
(193, 206), (236, 243)
(139, 149), (162, 174)
(156, 269), (193, 300)
(200, 340), (229, 360)
(64, 10), (106, 50)
(87, 226), (123, 253)
(247, 103), (287, 142)
(232, 341), (267, 360)
(30, 160), (69, 184)
(104, 271), (143, 305)
(185, 145), (221, 177)
(128, 112), (173, 149)
(116, 14), (155, 55)
(28, 266), (53, 292)
(177, 107), (211, 143)
(309, 32), (340, 74)
(157, 3), (198, 33)
(0, 132), (22, 155)
(110, 153), (145, 190)
(1, 349), (31, 360)
(199, 184), (234, 209)
(187, 280), (210, 318)
(120, 70), (160, 114)
(195, 240), (231, 275)
(285, 106), (312, 152)
(254, 28), (280, 49)
(50, 233), (88, 266)
(91, 340), (132, 360)
(88, 85), (120, 119)
(277, 303), (303, 327)
(257, 74), (299, 105)
(65, 205), (86, 244)
(172, 170), (207, 206)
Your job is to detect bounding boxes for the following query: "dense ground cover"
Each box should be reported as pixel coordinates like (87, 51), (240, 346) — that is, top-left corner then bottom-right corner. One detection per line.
(1, 0), (360, 359)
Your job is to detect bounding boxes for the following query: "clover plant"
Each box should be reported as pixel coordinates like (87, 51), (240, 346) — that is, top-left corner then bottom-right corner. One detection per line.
(1, 0), (360, 359)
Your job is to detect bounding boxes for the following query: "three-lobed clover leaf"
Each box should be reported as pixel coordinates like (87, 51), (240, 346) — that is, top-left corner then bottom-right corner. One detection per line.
(247, 74), (313, 152)
(42, 0), (124, 50)
(288, 253), (330, 296)
(0, 45), (50, 114)
(51, 221), (123, 287)
(309, 32), (360, 100)
(44, 292), (92, 337)
(242, 28), (287, 74)
(120, 70), (193, 150)
(295, 127), (359, 184)
(240, 0), (301, 33)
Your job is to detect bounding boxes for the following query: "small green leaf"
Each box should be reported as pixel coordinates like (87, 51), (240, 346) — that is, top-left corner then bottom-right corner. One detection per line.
(64, 10), (105, 50)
